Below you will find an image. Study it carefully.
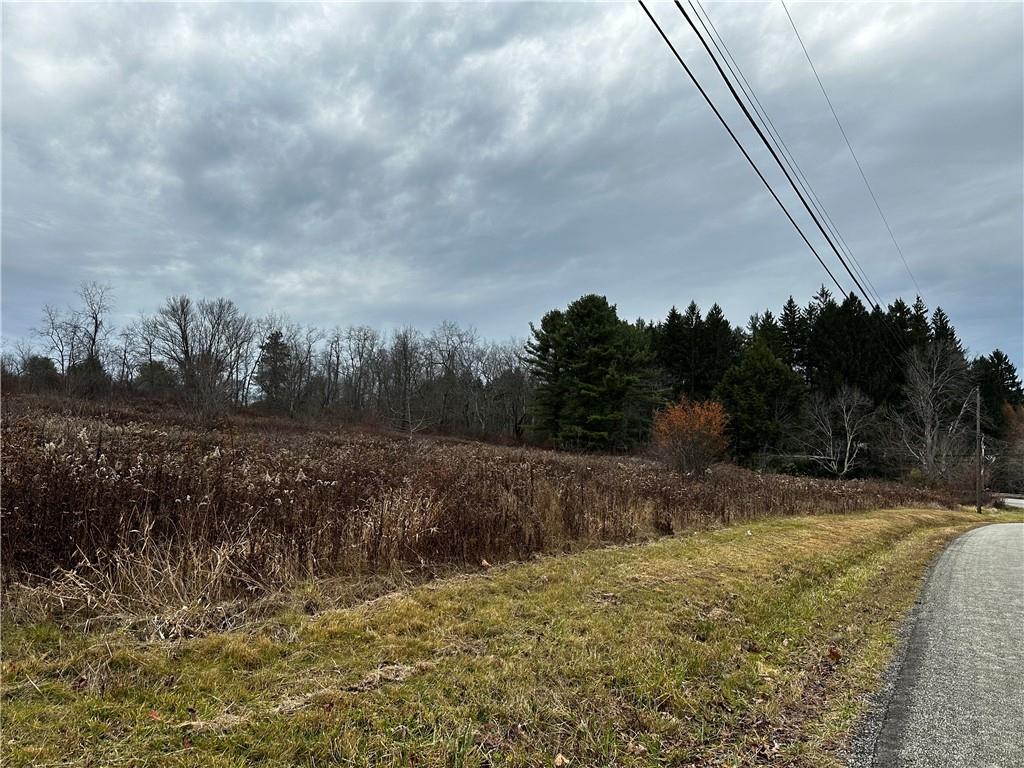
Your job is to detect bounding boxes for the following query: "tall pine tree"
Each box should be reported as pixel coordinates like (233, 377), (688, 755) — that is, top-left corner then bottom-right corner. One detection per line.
(526, 295), (657, 451)
(655, 306), (688, 400)
(779, 296), (805, 371)
(693, 303), (741, 398)
(256, 329), (292, 412)
(929, 307), (963, 353)
(909, 297), (930, 349)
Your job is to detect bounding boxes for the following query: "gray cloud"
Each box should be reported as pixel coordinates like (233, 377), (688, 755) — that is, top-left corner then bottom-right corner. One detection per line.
(2, 1), (1021, 365)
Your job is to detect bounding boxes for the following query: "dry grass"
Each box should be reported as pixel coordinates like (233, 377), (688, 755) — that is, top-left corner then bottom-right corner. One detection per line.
(3, 508), (1011, 767)
(2, 396), (956, 635)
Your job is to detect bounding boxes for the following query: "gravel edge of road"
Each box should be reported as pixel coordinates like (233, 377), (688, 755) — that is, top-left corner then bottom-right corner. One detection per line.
(844, 526), (976, 768)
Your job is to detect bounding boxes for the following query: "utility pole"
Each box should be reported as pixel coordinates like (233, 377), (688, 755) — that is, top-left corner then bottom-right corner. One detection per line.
(975, 387), (982, 513)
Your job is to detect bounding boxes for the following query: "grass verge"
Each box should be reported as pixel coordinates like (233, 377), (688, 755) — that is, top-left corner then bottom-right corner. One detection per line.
(2, 508), (1018, 767)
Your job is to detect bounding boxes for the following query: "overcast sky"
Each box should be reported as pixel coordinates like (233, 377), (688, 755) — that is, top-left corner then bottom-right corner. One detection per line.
(3, 1), (1022, 365)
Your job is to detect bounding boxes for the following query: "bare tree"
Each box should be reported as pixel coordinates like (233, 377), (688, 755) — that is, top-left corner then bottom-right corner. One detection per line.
(384, 327), (427, 432)
(194, 297), (252, 413)
(319, 328), (343, 410)
(77, 281), (113, 362)
(152, 296), (195, 377)
(132, 315), (160, 366)
(242, 314), (282, 407)
(795, 385), (874, 477)
(222, 308), (258, 407)
(343, 325), (382, 417)
(424, 321), (476, 433)
(469, 340), (531, 438)
(152, 295), (254, 415)
(12, 338), (37, 373)
(282, 323), (323, 417)
(111, 326), (137, 386)
(888, 341), (972, 480)
(37, 304), (81, 380)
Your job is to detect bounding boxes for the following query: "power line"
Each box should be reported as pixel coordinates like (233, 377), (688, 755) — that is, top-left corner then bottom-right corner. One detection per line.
(672, 0), (875, 308)
(679, 0), (913, 365)
(779, 0), (924, 298)
(650, 0), (911, 367)
(635, 0), (847, 296)
(675, 1), (917, 371)
(688, 0), (887, 312)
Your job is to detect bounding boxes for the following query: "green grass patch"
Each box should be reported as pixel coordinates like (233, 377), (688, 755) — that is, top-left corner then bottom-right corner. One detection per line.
(2, 508), (1012, 767)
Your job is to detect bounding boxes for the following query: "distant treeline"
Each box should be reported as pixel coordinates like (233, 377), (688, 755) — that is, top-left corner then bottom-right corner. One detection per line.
(3, 283), (1022, 487)
(5, 284), (531, 439)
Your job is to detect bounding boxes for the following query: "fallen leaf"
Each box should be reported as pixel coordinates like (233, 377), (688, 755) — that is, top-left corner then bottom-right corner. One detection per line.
(554, 753), (569, 766)
(481, 559), (491, 568)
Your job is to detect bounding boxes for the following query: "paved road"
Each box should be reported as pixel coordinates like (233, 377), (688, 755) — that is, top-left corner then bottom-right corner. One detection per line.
(1002, 496), (1024, 509)
(851, 523), (1024, 768)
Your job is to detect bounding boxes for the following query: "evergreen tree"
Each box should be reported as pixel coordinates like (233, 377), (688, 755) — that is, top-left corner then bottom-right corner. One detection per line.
(778, 296), (805, 371)
(526, 294), (657, 451)
(653, 301), (705, 399)
(802, 287), (842, 394)
(256, 329), (292, 412)
(929, 307), (962, 353)
(748, 310), (785, 361)
(693, 303), (741, 398)
(654, 306), (688, 400)
(713, 338), (804, 460)
(885, 298), (914, 349)
(864, 303), (901, 404)
(800, 290), (880, 398)
(909, 296), (930, 349)
(22, 355), (60, 392)
(973, 350), (1024, 439)
(135, 359), (178, 394)
(523, 309), (566, 441)
(990, 350), (1023, 403)
(680, 301), (703, 396)
(617, 322), (661, 446)
(836, 293), (873, 392)
(67, 354), (110, 399)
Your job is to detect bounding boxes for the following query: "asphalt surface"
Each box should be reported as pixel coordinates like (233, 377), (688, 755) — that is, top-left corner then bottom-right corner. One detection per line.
(849, 523), (1024, 767)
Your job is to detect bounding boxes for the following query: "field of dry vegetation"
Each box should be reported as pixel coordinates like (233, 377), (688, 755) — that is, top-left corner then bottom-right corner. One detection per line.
(1, 395), (957, 635)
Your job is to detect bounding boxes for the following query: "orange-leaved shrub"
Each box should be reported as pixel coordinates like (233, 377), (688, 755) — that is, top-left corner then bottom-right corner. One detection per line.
(652, 398), (729, 474)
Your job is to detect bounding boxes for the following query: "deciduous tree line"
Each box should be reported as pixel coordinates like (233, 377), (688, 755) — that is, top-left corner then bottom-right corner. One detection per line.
(4, 284), (530, 440)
